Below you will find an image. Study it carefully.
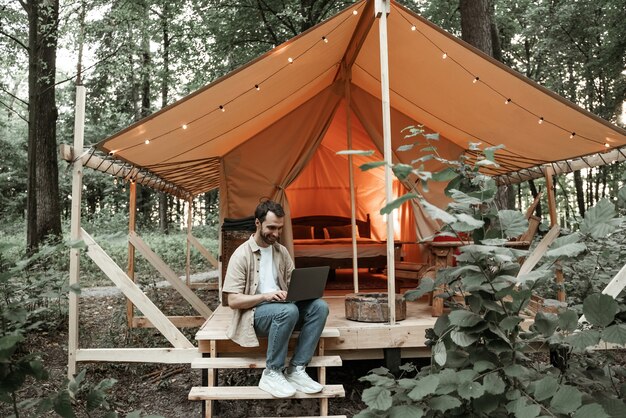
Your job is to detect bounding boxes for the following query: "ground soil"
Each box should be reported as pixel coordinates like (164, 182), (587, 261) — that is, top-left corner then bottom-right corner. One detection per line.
(3, 283), (391, 418)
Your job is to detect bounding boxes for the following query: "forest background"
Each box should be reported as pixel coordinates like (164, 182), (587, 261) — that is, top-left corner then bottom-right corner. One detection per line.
(0, 0), (625, 416)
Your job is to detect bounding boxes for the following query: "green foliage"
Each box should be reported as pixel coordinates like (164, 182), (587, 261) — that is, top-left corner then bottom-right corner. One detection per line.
(358, 142), (626, 417)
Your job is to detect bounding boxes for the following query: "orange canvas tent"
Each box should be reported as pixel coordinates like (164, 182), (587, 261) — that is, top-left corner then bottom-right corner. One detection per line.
(92, 0), (626, 256)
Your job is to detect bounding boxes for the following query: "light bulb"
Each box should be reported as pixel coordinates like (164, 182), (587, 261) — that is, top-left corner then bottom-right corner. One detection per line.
(219, 105), (225, 112)
(604, 143), (610, 148)
(288, 57), (293, 63)
(255, 84), (260, 91)
(353, 10), (358, 15)
(411, 25), (416, 31)
(182, 124), (188, 130)
(144, 139), (150, 144)
(505, 98), (511, 104)
(442, 52), (447, 59)
(473, 76), (479, 84)
(570, 132), (575, 138)
(538, 117), (544, 124)
(322, 36), (328, 43)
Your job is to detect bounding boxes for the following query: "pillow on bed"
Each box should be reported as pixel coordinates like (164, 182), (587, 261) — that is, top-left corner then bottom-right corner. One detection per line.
(323, 225), (359, 239)
(292, 225), (314, 239)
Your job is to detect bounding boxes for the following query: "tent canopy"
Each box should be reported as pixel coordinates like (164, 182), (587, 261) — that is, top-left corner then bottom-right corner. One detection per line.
(96, 0), (626, 224)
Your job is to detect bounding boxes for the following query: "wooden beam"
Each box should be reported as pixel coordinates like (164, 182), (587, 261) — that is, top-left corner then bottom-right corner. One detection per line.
(186, 199), (193, 286)
(601, 263), (626, 298)
(319, 336), (328, 416)
(127, 181), (137, 328)
(133, 316), (207, 328)
(129, 231), (213, 317)
(68, 85), (86, 378)
(75, 348), (200, 363)
(495, 146), (626, 186)
(337, 0), (375, 77)
(188, 234), (218, 267)
(59, 144), (192, 200)
(517, 225), (560, 277)
(191, 355), (341, 369)
(81, 229), (194, 348)
(544, 167), (558, 227)
(189, 385), (345, 401)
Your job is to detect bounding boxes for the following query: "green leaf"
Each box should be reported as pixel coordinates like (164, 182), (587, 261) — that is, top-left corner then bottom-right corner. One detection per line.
(432, 167), (458, 182)
(472, 360), (495, 373)
(407, 375), (440, 401)
(457, 381), (485, 400)
(404, 278), (434, 301)
(515, 404), (541, 418)
(87, 390), (106, 411)
(451, 330), (479, 347)
(550, 385), (582, 414)
(533, 312), (559, 337)
(583, 294), (619, 327)
(69, 283), (81, 295)
(360, 161), (386, 171)
(546, 243), (587, 259)
(433, 340), (447, 366)
(397, 143), (416, 152)
(618, 186), (626, 206)
(337, 149), (375, 156)
(429, 395), (461, 412)
(449, 189), (482, 205)
(420, 199), (456, 223)
(473, 394), (502, 415)
(498, 210), (528, 238)
(580, 198), (620, 239)
(362, 386), (393, 411)
(503, 364), (528, 378)
(572, 403), (609, 418)
(424, 133), (440, 140)
(451, 213), (484, 232)
(448, 310), (483, 327)
(533, 376), (559, 401)
(599, 398), (626, 417)
(565, 330), (601, 350)
(393, 163), (415, 180)
(601, 324), (626, 345)
(381, 193), (419, 215)
(53, 390), (76, 418)
(558, 310), (579, 332)
(0, 334), (23, 351)
(483, 373), (505, 395)
(500, 316), (522, 332)
(389, 405), (424, 418)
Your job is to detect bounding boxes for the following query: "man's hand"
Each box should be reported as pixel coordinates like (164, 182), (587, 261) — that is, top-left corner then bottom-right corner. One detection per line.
(264, 290), (287, 302)
(227, 290), (287, 309)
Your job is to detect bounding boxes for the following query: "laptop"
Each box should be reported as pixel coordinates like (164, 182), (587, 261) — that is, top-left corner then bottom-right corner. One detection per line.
(283, 266), (330, 302)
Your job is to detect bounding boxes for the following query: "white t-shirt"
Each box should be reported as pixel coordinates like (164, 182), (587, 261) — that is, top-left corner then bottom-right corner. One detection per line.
(256, 246), (279, 294)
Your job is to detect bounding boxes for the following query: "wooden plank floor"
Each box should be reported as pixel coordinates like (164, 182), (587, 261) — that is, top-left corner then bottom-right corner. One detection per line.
(196, 294), (435, 359)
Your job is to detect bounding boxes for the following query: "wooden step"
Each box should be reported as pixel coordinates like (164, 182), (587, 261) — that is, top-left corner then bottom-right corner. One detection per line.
(191, 355), (342, 369)
(188, 385), (345, 401)
(197, 324), (340, 340)
(252, 416), (347, 418)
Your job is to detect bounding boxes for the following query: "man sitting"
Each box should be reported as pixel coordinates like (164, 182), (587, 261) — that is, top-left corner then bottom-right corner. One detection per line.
(222, 200), (329, 397)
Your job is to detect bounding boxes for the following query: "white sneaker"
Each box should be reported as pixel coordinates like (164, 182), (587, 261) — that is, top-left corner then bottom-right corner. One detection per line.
(258, 369), (296, 398)
(284, 365), (323, 394)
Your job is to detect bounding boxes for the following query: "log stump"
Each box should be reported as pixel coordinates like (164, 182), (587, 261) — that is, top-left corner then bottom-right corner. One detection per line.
(345, 292), (406, 322)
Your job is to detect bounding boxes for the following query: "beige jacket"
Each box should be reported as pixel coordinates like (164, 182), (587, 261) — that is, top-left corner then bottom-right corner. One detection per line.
(222, 235), (294, 347)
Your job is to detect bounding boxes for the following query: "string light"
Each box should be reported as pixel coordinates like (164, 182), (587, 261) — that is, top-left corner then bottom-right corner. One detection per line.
(182, 124), (188, 130)
(353, 10), (358, 15)
(538, 117), (544, 124)
(288, 57), (294, 63)
(411, 25), (416, 31)
(219, 105), (225, 112)
(442, 52), (447, 59)
(113, 178), (118, 185)
(144, 139), (150, 144)
(570, 132), (576, 138)
(604, 143), (610, 148)
(473, 76), (479, 84)
(505, 98), (511, 104)
(322, 36), (328, 43)
(255, 84), (260, 91)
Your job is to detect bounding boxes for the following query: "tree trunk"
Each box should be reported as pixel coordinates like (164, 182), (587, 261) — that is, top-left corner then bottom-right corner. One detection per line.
(460, 0), (493, 56)
(25, 0), (61, 251)
(158, 1), (171, 234)
(527, 180), (542, 217)
(137, 0), (153, 224)
(573, 170), (585, 217)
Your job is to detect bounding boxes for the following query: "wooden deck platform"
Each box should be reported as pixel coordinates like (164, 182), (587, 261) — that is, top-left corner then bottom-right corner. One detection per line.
(196, 295), (434, 360)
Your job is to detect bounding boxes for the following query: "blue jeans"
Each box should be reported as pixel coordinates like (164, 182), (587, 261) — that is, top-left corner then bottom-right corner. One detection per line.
(254, 299), (329, 370)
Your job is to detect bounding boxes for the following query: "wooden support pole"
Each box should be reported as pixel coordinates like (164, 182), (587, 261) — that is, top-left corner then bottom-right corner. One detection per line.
(205, 340), (217, 418)
(68, 85), (86, 378)
(345, 69), (359, 293)
(375, 0), (396, 325)
(127, 181), (137, 328)
(186, 199), (193, 286)
(318, 337), (328, 416)
(555, 268), (565, 302)
(544, 167), (558, 228)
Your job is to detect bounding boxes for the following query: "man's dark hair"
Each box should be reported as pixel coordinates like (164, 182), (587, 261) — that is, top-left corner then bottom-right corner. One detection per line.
(255, 200), (285, 223)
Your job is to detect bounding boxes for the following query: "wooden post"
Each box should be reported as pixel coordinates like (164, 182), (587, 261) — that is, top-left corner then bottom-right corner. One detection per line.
(68, 85), (86, 378)
(375, 0), (396, 325)
(544, 167), (565, 301)
(126, 181), (137, 328)
(205, 340), (217, 418)
(186, 199), (193, 286)
(318, 337), (328, 416)
(345, 70), (359, 293)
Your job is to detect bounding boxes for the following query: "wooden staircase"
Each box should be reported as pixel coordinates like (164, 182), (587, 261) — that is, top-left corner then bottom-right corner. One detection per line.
(189, 327), (345, 417)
